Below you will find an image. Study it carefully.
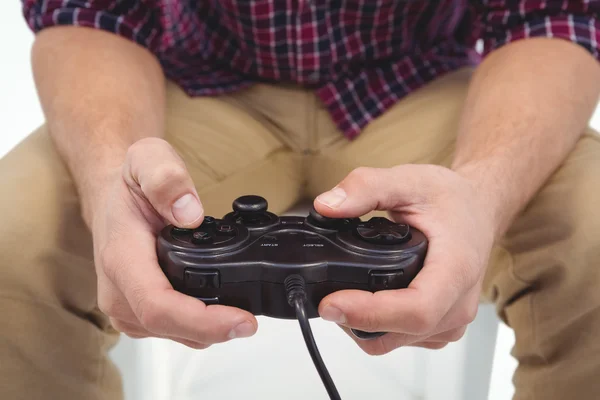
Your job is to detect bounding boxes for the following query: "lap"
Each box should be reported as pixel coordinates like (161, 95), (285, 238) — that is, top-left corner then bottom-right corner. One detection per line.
(0, 82), (302, 309)
(164, 81), (304, 216)
(486, 131), (600, 398)
(306, 68), (472, 198)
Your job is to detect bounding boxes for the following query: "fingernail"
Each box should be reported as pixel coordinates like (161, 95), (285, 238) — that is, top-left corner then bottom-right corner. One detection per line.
(172, 194), (203, 225)
(316, 187), (347, 208)
(320, 305), (346, 324)
(228, 321), (256, 339)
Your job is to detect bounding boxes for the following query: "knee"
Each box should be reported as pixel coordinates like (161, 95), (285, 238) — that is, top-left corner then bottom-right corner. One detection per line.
(499, 133), (600, 296)
(553, 134), (600, 257)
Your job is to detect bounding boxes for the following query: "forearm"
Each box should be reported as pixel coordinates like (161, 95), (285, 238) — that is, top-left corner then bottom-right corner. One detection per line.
(31, 26), (165, 227)
(451, 38), (600, 237)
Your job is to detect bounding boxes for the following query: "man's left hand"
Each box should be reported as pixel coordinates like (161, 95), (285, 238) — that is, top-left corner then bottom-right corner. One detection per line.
(314, 164), (497, 355)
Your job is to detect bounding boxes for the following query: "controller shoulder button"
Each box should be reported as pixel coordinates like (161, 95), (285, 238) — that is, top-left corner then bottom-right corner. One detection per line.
(185, 269), (220, 288)
(369, 270), (405, 291)
(195, 296), (220, 305)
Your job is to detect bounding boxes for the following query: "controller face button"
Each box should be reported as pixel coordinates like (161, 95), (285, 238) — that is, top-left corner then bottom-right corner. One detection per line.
(368, 270), (405, 291)
(185, 269), (220, 289)
(191, 231), (213, 244)
(201, 216), (216, 228)
(216, 224), (235, 235)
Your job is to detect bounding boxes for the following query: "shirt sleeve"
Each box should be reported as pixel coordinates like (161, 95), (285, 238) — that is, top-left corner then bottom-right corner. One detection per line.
(21, 0), (162, 51)
(480, 0), (600, 61)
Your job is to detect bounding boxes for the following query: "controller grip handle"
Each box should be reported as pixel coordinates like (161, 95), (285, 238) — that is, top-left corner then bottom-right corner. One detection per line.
(351, 329), (387, 340)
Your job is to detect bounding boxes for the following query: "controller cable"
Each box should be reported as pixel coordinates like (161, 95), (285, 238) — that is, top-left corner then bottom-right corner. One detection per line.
(284, 274), (342, 400)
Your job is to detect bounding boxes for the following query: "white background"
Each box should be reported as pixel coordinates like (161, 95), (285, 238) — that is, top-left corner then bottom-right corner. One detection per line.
(2, 2), (599, 399)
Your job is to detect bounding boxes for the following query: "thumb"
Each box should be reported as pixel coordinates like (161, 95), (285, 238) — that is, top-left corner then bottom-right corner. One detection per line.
(124, 138), (204, 228)
(314, 166), (418, 218)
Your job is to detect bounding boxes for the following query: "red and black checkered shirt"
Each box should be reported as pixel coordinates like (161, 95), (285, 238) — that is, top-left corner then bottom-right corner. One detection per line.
(22, 1), (600, 139)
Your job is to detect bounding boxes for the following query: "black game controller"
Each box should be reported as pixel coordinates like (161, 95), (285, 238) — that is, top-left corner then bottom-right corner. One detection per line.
(158, 195), (428, 399)
(157, 195), (428, 340)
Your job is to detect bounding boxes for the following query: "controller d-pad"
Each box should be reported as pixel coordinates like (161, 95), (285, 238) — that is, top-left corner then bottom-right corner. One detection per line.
(355, 217), (410, 245)
(355, 226), (379, 239)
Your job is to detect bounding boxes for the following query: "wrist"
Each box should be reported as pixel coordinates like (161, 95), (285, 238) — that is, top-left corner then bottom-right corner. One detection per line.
(451, 161), (520, 240)
(78, 164), (123, 231)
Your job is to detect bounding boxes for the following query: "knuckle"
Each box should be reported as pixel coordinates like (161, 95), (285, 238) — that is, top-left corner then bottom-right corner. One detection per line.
(453, 256), (476, 289)
(109, 318), (125, 331)
(110, 319), (148, 338)
(144, 163), (188, 194)
(181, 341), (210, 350)
(128, 137), (168, 156)
(126, 138), (153, 166)
(98, 295), (121, 318)
(425, 342), (448, 350)
(348, 167), (373, 185)
(458, 304), (478, 326)
(99, 250), (120, 283)
(136, 297), (166, 333)
(110, 319), (129, 332)
(125, 332), (148, 339)
(447, 327), (467, 342)
(98, 245), (130, 287)
(360, 341), (389, 356)
(410, 308), (438, 334)
(360, 313), (383, 333)
(98, 245), (116, 271)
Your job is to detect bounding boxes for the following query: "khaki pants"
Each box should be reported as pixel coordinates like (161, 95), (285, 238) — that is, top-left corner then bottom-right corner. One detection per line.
(1, 68), (599, 399)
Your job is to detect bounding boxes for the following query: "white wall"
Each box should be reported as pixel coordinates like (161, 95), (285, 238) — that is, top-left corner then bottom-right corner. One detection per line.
(0, 3), (44, 158)
(2, 2), (599, 400)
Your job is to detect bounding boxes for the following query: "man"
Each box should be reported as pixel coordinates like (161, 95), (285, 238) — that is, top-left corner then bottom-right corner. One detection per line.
(1, 0), (599, 399)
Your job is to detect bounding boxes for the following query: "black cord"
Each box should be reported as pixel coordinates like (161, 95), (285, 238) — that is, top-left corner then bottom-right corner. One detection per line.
(285, 275), (342, 400)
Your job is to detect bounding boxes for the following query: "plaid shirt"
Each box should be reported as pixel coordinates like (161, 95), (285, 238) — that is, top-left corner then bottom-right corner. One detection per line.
(22, 1), (600, 139)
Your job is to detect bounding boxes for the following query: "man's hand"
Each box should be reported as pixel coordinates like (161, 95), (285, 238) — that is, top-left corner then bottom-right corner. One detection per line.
(91, 138), (258, 348)
(31, 28), (257, 348)
(314, 165), (496, 355)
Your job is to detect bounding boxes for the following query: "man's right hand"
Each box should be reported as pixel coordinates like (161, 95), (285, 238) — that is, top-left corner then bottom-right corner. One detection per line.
(91, 138), (258, 348)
